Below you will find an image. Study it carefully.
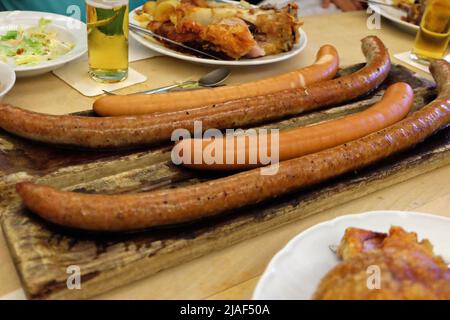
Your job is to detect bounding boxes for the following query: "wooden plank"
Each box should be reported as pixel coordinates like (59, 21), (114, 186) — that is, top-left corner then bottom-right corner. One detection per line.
(3, 125), (450, 299)
(0, 65), (445, 299)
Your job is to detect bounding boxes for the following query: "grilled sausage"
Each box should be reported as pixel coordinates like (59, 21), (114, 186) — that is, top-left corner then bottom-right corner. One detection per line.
(176, 82), (414, 170)
(93, 45), (340, 116)
(15, 60), (450, 231)
(0, 36), (390, 149)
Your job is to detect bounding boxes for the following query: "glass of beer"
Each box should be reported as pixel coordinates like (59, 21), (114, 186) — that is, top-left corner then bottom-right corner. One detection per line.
(86, 0), (129, 83)
(411, 0), (450, 64)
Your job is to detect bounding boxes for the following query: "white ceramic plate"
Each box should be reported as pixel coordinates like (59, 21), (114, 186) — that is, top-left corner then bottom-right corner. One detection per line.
(369, 0), (419, 34)
(253, 210), (450, 300)
(0, 62), (16, 101)
(0, 11), (87, 77)
(129, 3), (307, 66)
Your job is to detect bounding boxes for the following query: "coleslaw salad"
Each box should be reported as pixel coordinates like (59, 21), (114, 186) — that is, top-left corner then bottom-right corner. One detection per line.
(0, 18), (75, 66)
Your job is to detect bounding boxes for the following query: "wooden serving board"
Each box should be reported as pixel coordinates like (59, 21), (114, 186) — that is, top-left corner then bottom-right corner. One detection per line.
(0, 65), (446, 299)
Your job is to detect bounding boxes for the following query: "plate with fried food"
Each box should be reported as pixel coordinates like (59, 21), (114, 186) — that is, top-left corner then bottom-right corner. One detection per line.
(369, 0), (421, 33)
(129, 0), (307, 66)
(253, 211), (450, 300)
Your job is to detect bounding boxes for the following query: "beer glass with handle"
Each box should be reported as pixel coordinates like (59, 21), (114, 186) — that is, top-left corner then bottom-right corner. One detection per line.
(86, 0), (129, 83)
(411, 0), (450, 63)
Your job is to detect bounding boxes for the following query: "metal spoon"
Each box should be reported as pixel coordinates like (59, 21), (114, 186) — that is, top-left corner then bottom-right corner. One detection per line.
(103, 67), (231, 96)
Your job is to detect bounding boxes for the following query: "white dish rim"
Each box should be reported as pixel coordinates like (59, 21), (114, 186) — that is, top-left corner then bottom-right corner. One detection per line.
(0, 62), (16, 98)
(252, 210), (450, 300)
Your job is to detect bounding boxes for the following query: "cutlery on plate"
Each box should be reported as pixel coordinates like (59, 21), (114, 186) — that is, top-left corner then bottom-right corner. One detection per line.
(129, 23), (222, 60)
(359, 0), (419, 16)
(103, 67), (231, 96)
(357, 0), (403, 7)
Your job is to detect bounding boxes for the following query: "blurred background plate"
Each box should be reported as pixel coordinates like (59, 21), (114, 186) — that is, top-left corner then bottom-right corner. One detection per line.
(369, 0), (419, 33)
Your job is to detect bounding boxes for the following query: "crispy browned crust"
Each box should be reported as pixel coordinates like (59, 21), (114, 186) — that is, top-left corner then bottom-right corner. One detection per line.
(396, 0), (424, 25)
(15, 60), (450, 231)
(314, 226), (450, 300)
(337, 227), (387, 260)
(147, 0), (301, 59)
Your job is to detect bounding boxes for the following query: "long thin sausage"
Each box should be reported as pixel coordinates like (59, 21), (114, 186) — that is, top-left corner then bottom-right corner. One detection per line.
(93, 45), (339, 116)
(15, 60), (450, 231)
(176, 82), (414, 170)
(0, 36), (390, 149)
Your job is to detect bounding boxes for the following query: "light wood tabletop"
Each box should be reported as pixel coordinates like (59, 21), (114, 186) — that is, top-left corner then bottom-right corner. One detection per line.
(1, 11), (449, 300)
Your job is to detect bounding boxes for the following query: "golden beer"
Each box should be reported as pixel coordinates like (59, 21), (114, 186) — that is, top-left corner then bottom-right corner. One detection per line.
(411, 0), (450, 62)
(86, 0), (129, 83)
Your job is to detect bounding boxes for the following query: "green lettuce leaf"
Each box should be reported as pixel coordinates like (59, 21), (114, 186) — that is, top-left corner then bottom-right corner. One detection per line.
(0, 30), (18, 41)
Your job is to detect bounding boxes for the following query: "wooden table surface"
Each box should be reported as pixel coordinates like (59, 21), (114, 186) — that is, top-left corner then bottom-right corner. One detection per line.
(1, 11), (449, 300)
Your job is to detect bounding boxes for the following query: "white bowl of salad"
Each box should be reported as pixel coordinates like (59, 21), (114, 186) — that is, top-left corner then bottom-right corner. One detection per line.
(0, 62), (16, 101)
(0, 11), (87, 77)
